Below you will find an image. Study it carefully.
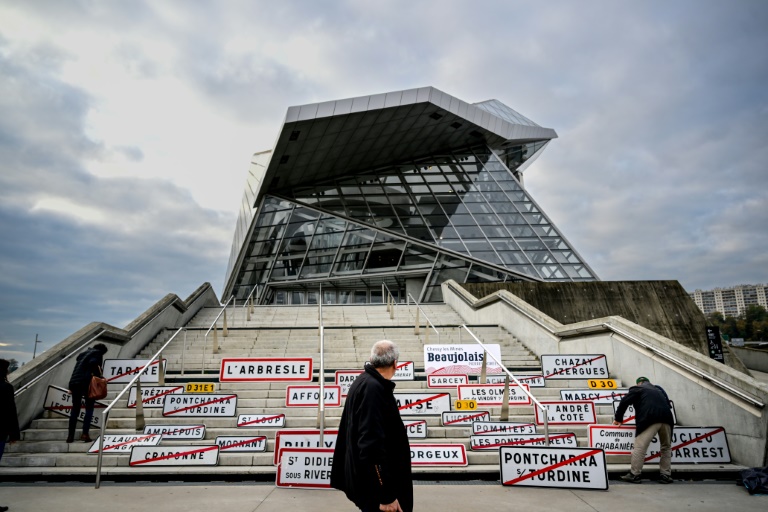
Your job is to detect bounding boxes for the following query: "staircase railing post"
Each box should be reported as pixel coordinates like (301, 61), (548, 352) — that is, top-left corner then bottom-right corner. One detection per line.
(135, 379), (145, 431)
(415, 307), (420, 335)
(181, 328), (187, 376)
(500, 373), (510, 421)
(158, 352), (165, 386)
(213, 321), (219, 354)
(480, 351), (487, 384)
(223, 309), (229, 337)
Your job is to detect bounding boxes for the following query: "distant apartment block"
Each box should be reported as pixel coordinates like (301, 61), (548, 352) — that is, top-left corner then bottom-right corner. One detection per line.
(689, 284), (768, 317)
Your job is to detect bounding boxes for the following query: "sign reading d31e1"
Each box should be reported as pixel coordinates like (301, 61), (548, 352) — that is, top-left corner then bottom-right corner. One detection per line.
(500, 446), (608, 490)
(541, 354), (608, 380)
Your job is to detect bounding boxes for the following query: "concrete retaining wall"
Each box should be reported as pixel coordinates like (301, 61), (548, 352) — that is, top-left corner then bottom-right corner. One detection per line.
(732, 346), (768, 373)
(442, 280), (768, 467)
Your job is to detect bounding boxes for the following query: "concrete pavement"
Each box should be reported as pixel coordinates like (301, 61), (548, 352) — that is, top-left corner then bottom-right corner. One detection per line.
(0, 480), (764, 512)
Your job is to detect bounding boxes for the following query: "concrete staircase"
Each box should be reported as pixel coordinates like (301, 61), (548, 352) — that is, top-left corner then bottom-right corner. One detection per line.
(1, 303), (736, 480)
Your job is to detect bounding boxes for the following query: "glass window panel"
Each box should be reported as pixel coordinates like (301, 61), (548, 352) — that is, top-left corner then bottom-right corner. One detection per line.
(466, 202), (493, 214)
(429, 183), (454, 194)
(472, 251), (502, 265)
(464, 240), (492, 252)
(455, 226), (485, 239)
(323, 290), (336, 304)
(474, 214), (501, 226)
(543, 238), (569, 250)
(400, 244), (437, 270)
(438, 240), (468, 253)
(524, 213), (545, 224)
(370, 290), (383, 303)
(354, 291), (367, 304)
(507, 226), (534, 237)
(527, 251), (557, 264)
(533, 225), (557, 236)
(307, 291), (318, 304)
(449, 215), (477, 226)
(517, 239), (547, 251)
(498, 251), (528, 265)
(484, 226), (509, 238)
(291, 291), (304, 305)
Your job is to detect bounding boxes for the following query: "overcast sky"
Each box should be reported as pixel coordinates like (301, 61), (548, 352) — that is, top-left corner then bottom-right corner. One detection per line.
(1, 0), (766, 363)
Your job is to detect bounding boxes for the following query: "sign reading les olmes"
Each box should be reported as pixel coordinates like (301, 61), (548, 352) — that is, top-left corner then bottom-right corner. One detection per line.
(220, 358), (313, 382)
(424, 344), (501, 375)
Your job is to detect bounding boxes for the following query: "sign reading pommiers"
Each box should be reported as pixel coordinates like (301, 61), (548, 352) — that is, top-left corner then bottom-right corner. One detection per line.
(392, 361), (415, 381)
(274, 429), (338, 465)
(534, 401), (596, 425)
(410, 444), (468, 466)
(424, 344), (502, 375)
(127, 385), (184, 408)
(162, 394), (237, 417)
(559, 388), (628, 405)
(276, 448), (334, 489)
(472, 421), (536, 435)
(428, 374), (468, 388)
(458, 384), (531, 406)
(143, 424), (205, 440)
(88, 434), (161, 454)
(237, 413), (286, 428)
(216, 435), (267, 453)
(43, 385), (106, 428)
(335, 370), (363, 397)
(129, 445), (219, 467)
(540, 354), (609, 380)
(441, 410), (491, 427)
(285, 386), (341, 407)
(500, 446), (608, 490)
(395, 392), (452, 416)
(471, 432), (577, 450)
(219, 357), (312, 382)
(103, 359), (166, 384)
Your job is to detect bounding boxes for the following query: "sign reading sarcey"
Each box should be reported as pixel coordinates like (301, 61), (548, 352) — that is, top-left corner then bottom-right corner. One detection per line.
(277, 448), (334, 489)
(103, 359), (166, 384)
(540, 354), (609, 380)
(43, 385), (106, 428)
(274, 430), (338, 465)
(162, 394), (237, 417)
(410, 444), (467, 466)
(129, 445), (219, 467)
(424, 344), (501, 375)
(219, 357), (313, 382)
(500, 446), (608, 490)
(285, 386), (341, 407)
(88, 434), (161, 454)
(428, 374), (468, 388)
(395, 392), (452, 416)
(458, 384), (531, 406)
(127, 385), (184, 408)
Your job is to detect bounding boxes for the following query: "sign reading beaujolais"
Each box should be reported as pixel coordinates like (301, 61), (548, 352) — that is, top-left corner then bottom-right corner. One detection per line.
(540, 354), (609, 380)
(103, 359), (166, 384)
(276, 448), (334, 488)
(219, 357), (313, 382)
(395, 392), (452, 416)
(500, 446), (608, 490)
(127, 385), (184, 408)
(162, 394), (237, 417)
(534, 401), (596, 425)
(43, 385), (106, 428)
(143, 424), (205, 440)
(424, 344), (502, 376)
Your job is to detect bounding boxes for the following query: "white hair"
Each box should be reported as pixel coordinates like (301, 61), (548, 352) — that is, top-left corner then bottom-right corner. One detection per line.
(370, 340), (399, 368)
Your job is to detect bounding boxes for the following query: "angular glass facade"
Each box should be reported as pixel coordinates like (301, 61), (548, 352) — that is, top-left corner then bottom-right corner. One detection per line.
(224, 87), (598, 304)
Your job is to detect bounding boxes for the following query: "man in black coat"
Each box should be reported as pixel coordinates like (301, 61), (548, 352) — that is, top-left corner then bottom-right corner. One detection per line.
(67, 343), (108, 443)
(613, 376), (674, 484)
(332, 340), (413, 512)
(1, 358), (21, 512)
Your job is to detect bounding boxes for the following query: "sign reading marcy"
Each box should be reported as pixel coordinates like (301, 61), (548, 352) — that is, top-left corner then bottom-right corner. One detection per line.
(274, 430), (338, 465)
(559, 388), (628, 405)
(395, 392), (452, 416)
(103, 359), (166, 384)
(424, 344), (501, 375)
(471, 432), (577, 450)
(647, 426), (731, 464)
(216, 435), (268, 453)
(404, 420), (428, 438)
(500, 446), (608, 490)
(43, 385), (106, 428)
(88, 434), (161, 454)
(129, 445), (219, 467)
(472, 421), (536, 435)
(162, 394), (237, 417)
(277, 448), (334, 489)
(540, 354), (609, 380)
(486, 375), (545, 388)
(534, 401), (596, 425)
(392, 361), (415, 381)
(143, 424), (205, 440)
(613, 401), (677, 425)
(285, 386), (341, 407)
(127, 385), (184, 408)
(410, 444), (468, 466)
(335, 370), (363, 397)
(458, 384), (531, 406)
(441, 410), (491, 426)
(219, 357), (313, 382)
(428, 374), (468, 388)
(237, 413), (286, 428)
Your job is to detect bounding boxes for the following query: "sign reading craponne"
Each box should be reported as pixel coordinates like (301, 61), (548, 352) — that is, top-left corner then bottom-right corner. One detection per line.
(219, 358), (313, 382)
(276, 448), (334, 489)
(540, 355), (609, 380)
(424, 344), (501, 375)
(500, 446), (608, 490)
(129, 445), (219, 467)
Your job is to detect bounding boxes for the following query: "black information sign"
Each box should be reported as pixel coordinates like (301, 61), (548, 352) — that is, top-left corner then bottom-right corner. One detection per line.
(705, 326), (725, 364)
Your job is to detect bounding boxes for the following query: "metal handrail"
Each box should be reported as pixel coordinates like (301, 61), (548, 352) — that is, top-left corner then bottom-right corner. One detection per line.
(318, 285), (326, 445)
(201, 296), (234, 373)
(242, 284), (259, 324)
(14, 329), (107, 397)
(382, 283), (397, 319)
(460, 324), (550, 445)
(407, 293), (440, 343)
(95, 327), (183, 488)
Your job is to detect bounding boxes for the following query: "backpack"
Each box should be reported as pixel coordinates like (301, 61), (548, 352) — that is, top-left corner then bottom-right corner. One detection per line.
(739, 466), (768, 495)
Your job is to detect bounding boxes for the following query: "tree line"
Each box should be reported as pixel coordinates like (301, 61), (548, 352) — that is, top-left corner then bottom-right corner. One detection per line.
(706, 304), (768, 342)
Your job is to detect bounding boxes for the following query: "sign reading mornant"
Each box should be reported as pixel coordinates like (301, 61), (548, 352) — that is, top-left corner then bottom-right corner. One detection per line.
(43, 385), (106, 428)
(216, 435), (268, 453)
(219, 357), (313, 382)
(500, 446), (608, 490)
(458, 384), (531, 406)
(424, 344), (502, 375)
(395, 392), (452, 416)
(534, 401), (596, 425)
(129, 445), (219, 467)
(143, 424), (205, 440)
(276, 448), (334, 489)
(103, 359), (166, 384)
(127, 385), (184, 408)
(162, 394), (237, 417)
(285, 386), (342, 407)
(540, 354), (609, 380)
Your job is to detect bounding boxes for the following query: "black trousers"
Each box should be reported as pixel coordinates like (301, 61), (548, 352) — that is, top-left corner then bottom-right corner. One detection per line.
(68, 386), (96, 437)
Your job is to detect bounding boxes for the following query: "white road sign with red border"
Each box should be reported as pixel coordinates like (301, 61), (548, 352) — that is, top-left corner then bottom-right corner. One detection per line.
(285, 386), (341, 407)
(458, 384), (531, 406)
(441, 410), (491, 427)
(143, 424), (205, 440)
(535, 401), (596, 425)
(395, 392), (452, 416)
(103, 359), (166, 384)
(276, 448), (334, 489)
(392, 361), (415, 381)
(43, 385), (106, 428)
(162, 394), (237, 417)
(541, 354), (609, 380)
(500, 446), (608, 490)
(559, 388), (628, 405)
(274, 429), (338, 465)
(428, 374), (468, 388)
(216, 435), (268, 452)
(129, 445), (219, 466)
(404, 420), (428, 438)
(219, 357), (313, 382)
(471, 432), (578, 450)
(237, 413), (286, 428)
(88, 434), (161, 454)
(335, 370), (363, 397)
(410, 444), (468, 466)
(127, 385), (184, 408)
(472, 421), (536, 435)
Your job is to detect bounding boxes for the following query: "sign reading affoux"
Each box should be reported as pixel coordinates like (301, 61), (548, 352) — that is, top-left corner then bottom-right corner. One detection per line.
(220, 357), (313, 382)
